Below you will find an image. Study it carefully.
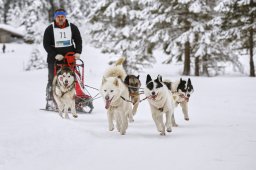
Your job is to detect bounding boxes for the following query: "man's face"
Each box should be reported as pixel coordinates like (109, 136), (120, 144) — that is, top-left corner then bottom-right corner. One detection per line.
(55, 15), (66, 26)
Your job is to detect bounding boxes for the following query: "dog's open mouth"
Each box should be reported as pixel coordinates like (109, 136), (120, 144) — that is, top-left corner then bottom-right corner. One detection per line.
(105, 96), (114, 109)
(64, 82), (69, 87)
(179, 94), (189, 102)
(149, 93), (158, 100)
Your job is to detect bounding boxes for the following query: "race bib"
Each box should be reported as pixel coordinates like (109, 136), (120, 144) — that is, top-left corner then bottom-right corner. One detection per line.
(52, 22), (72, 48)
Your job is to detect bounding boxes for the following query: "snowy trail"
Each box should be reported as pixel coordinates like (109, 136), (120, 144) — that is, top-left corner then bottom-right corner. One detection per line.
(0, 44), (256, 170)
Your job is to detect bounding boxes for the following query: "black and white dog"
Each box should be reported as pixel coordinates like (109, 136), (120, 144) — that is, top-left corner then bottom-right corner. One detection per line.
(163, 78), (194, 126)
(144, 74), (175, 136)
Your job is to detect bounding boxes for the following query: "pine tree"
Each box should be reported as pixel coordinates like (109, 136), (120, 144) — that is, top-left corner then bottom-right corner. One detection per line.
(23, 0), (50, 43)
(6, 0), (24, 27)
(61, 0), (86, 27)
(25, 46), (47, 71)
(0, 0), (4, 23)
(194, 30), (243, 76)
(88, 0), (156, 73)
(2, 0), (13, 24)
(215, 0), (256, 77)
(145, 0), (212, 76)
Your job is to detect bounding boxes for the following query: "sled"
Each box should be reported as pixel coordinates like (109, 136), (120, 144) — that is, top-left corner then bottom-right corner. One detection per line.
(45, 52), (94, 113)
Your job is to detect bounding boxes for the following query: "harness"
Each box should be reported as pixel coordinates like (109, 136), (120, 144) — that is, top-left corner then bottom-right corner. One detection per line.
(56, 79), (75, 97)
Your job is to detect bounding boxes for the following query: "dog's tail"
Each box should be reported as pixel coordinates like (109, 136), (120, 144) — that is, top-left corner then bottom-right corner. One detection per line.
(114, 57), (126, 66)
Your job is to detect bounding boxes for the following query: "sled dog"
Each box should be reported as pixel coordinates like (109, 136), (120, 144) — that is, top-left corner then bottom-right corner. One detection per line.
(163, 78), (194, 125)
(124, 75), (141, 116)
(100, 57), (133, 135)
(52, 66), (77, 119)
(144, 74), (175, 136)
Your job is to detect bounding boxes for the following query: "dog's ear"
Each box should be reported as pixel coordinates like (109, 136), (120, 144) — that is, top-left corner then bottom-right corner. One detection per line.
(146, 74), (152, 84)
(102, 76), (107, 85)
(157, 75), (162, 82)
(180, 78), (182, 83)
(124, 75), (130, 85)
(137, 75), (140, 79)
(114, 78), (119, 86)
(188, 78), (191, 85)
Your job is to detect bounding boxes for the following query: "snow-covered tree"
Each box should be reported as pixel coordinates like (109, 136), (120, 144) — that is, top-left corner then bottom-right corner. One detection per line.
(0, 0), (4, 23)
(88, 0), (156, 73)
(6, 1), (24, 27)
(61, 0), (86, 27)
(25, 47), (47, 71)
(23, 0), (50, 43)
(215, 0), (256, 77)
(80, 0), (97, 18)
(194, 30), (243, 76)
(143, 0), (212, 76)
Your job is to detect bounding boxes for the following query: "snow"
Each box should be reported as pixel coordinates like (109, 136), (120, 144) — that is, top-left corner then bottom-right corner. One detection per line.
(0, 43), (256, 170)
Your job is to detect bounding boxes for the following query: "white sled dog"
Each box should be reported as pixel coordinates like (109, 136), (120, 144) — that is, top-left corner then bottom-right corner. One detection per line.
(144, 74), (175, 136)
(163, 78), (194, 126)
(100, 57), (133, 135)
(52, 66), (77, 119)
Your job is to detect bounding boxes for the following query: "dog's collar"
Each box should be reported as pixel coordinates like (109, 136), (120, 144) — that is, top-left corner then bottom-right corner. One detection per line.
(120, 96), (133, 103)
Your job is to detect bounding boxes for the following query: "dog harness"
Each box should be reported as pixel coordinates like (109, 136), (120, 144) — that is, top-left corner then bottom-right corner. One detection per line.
(56, 79), (75, 97)
(52, 21), (72, 48)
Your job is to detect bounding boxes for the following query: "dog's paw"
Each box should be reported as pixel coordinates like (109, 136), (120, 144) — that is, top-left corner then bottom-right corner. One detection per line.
(185, 117), (189, 121)
(129, 118), (134, 123)
(167, 128), (172, 133)
(160, 131), (166, 136)
(73, 114), (78, 118)
(120, 131), (126, 135)
(58, 112), (64, 118)
(109, 126), (114, 131)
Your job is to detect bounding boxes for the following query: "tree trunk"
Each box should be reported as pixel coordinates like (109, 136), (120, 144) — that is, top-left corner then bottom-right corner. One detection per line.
(183, 41), (190, 75)
(202, 55), (209, 76)
(195, 57), (200, 76)
(249, 0), (255, 77)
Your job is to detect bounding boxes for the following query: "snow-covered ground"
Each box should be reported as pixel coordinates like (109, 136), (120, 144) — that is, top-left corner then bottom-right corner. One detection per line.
(0, 43), (256, 170)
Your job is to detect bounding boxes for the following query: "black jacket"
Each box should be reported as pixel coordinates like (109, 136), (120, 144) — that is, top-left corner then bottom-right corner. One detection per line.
(43, 20), (82, 64)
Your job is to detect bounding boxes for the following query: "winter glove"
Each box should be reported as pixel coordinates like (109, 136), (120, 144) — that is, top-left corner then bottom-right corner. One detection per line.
(55, 54), (64, 61)
(74, 53), (81, 59)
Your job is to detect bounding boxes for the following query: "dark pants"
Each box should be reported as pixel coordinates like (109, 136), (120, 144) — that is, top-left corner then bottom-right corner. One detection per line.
(46, 63), (55, 100)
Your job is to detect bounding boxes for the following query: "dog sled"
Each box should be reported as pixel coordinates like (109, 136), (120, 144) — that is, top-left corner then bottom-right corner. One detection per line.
(45, 52), (95, 113)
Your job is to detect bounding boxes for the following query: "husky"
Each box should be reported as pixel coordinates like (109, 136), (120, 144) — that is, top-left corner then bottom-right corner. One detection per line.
(163, 78), (194, 125)
(144, 74), (175, 136)
(52, 66), (77, 119)
(124, 75), (141, 116)
(100, 57), (133, 135)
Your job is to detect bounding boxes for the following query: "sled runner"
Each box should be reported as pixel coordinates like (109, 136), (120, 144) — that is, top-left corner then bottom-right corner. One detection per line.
(45, 52), (94, 113)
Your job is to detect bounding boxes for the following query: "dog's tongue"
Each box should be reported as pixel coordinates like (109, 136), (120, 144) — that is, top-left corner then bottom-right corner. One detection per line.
(105, 100), (111, 109)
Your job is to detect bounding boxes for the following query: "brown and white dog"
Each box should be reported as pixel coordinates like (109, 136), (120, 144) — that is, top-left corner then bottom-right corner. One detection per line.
(124, 75), (141, 116)
(52, 66), (77, 119)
